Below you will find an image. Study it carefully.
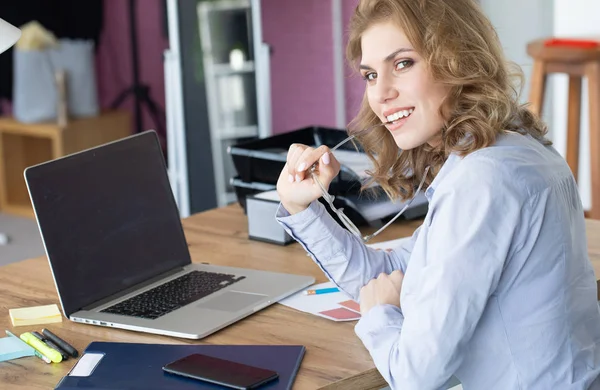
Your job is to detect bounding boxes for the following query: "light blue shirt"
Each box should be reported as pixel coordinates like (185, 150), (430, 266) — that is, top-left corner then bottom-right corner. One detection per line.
(276, 132), (600, 390)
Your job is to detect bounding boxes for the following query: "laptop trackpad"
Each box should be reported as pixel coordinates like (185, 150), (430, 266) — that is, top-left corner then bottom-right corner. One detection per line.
(197, 291), (267, 312)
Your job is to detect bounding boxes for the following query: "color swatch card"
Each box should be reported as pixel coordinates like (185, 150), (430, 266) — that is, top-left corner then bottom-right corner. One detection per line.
(278, 282), (361, 322)
(338, 299), (361, 312)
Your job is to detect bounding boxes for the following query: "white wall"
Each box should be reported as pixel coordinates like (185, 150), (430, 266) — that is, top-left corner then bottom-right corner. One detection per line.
(480, 0), (555, 164)
(553, 0), (600, 210)
(480, 0), (553, 107)
(483, 0), (600, 210)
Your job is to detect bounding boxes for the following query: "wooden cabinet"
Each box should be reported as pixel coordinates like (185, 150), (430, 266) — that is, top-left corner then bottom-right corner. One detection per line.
(0, 110), (131, 218)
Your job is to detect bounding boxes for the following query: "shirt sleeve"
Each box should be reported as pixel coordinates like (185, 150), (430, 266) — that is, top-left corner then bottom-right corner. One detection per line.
(354, 162), (524, 389)
(276, 201), (421, 301)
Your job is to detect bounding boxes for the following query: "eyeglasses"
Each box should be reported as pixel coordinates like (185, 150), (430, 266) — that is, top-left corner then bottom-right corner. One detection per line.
(309, 128), (430, 243)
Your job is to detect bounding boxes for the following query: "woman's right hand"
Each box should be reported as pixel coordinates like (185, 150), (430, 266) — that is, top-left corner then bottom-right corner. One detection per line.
(276, 144), (341, 215)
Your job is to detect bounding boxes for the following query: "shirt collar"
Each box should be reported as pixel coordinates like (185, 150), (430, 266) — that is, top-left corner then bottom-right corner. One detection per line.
(424, 153), (462, 201)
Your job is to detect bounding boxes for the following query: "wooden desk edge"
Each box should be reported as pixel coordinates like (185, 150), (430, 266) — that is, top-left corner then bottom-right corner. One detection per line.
(319, 368), (387, 390)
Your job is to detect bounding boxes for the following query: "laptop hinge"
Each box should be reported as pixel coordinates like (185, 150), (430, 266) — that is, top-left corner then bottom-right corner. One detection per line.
(81, 266), (187, 311)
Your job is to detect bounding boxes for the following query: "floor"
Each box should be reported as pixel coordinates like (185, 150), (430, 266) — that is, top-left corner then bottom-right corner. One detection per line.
(0, 212), (45, 266)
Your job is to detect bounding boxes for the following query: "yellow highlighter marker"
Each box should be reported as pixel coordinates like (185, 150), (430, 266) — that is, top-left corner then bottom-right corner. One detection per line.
(20, 332), (62, 363)
(5, 330), (50, 364)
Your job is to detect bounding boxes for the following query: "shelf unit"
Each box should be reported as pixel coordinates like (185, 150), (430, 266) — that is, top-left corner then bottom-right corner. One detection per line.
(0, 111), (130, 218)
(212, 61), (255, 75)
(197, 0), (259, 207)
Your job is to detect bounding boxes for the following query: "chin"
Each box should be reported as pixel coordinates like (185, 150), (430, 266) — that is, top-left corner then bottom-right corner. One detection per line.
(392, 132), (425, 151)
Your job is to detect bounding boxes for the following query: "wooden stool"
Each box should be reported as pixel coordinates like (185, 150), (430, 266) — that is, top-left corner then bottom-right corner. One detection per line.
(527, 38), (600, 219)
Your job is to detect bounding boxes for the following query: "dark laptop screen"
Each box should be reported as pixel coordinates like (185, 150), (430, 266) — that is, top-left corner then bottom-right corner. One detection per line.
(25, 131), (191, 316)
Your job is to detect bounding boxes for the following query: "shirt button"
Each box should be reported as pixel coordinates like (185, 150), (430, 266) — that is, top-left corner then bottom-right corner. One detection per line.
(425, 188), (434, 198)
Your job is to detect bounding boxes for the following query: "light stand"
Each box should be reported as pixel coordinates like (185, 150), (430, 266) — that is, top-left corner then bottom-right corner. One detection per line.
(110, 0), (165, 136)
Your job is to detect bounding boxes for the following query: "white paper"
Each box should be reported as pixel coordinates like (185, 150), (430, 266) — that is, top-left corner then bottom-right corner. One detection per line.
(367, 237), (411, 251)
(333, 149), (373, 179)
(253, 190), (280, 202)
(277, 237), (411, 321)
(346, 192), (428, 222)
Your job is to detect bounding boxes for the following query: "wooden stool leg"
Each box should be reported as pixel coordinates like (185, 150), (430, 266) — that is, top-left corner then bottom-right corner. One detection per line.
(566, 76), (582, 182)
(587, 61), (600, 220)
(529, 60), (547, 116)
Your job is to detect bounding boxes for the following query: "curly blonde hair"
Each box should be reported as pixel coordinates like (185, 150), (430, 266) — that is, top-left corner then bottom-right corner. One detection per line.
(346, 0), (549, 200)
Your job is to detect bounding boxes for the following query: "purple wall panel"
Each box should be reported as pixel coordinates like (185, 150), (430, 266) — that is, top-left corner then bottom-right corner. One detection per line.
(262, 0), (337, 134)
(342, 0), (364, 125)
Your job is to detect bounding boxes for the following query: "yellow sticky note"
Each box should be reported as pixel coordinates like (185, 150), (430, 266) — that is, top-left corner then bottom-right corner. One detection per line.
(9, 304), (62, 327)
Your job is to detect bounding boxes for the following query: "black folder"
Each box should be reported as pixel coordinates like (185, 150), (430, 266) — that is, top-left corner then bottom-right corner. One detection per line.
(54, 342), (305, 390)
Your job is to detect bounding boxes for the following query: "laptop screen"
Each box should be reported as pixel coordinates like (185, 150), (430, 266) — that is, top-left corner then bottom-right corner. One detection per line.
(25, 131), (192, 316)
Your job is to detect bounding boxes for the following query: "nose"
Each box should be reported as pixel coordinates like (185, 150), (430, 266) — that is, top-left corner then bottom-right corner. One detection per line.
(373, 73), (399, 104)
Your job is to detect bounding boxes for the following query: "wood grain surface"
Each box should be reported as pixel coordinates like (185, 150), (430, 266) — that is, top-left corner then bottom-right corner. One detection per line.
(1, 204), (599, 389)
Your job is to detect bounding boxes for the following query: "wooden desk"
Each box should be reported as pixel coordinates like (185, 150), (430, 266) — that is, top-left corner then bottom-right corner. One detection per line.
(1, 205), (599, 390)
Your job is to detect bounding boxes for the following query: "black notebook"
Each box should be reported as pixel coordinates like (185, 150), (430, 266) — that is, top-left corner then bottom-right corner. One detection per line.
(55, 342), (305, 390)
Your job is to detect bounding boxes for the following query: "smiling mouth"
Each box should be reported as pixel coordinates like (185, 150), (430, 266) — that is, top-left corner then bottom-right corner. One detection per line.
(386, 108), (414, 124)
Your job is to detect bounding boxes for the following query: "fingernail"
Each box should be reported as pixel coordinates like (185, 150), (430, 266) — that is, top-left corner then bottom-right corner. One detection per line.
(322, 152), (330, 165)
(288, 174), (294, 183)
(295, 174), (301, 182)
(297, 162), (306, 171)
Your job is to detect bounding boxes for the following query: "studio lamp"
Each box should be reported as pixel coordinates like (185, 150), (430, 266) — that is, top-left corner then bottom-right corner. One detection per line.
(0, 18), (20, 54)
(0, 17), (21, 246)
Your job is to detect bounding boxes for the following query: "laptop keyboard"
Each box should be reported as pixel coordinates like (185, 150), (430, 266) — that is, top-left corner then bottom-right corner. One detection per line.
(101, 270), (246, 320)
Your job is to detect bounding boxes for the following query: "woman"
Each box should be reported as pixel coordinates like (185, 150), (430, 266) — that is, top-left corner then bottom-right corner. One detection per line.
(275, 0), (600, 389)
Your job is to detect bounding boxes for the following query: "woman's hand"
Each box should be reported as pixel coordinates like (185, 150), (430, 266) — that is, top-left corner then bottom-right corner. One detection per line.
(359, 270), (404, 315)
(276, 144), (341, 214)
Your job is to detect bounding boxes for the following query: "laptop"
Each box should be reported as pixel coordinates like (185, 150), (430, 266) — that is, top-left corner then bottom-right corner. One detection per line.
(24, 130), (314, 339)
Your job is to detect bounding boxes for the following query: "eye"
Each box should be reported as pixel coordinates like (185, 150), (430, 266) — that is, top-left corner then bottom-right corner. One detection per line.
(362, 72), (377, 83)
(395, 59), (414, 71)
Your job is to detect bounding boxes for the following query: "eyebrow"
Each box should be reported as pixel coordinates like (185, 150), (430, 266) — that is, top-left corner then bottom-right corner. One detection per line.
(359, 48), (414, 70)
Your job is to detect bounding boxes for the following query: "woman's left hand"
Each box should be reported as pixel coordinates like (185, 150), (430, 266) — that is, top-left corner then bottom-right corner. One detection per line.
(359, 270), (404, 315)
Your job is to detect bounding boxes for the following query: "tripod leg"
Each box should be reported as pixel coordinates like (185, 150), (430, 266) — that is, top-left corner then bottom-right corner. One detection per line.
(142, 94), (166, 135)
(110, 86), (135, 109)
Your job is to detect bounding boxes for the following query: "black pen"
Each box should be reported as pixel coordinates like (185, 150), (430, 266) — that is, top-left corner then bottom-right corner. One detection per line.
(31, 331), (69, 361)
(41, 328), (79, 358)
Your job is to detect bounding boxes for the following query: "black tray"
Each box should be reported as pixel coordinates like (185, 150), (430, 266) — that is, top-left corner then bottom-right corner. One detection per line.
(231, 176), (370, 226)
(230, 177), (276, 213)
(228, 126), (365, 195)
